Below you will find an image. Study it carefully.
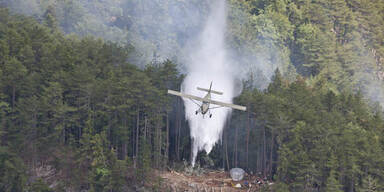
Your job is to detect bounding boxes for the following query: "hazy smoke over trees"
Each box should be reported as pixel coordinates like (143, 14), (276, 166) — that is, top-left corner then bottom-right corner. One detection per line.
(0, 0), (283, 82)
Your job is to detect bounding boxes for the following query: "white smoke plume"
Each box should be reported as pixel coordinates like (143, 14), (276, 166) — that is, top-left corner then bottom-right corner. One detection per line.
(181, 0), (235, 166)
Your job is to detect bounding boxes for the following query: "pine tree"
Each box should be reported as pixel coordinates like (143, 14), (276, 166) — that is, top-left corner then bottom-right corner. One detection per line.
(44, 5), (58, 30)
(325, 170), (343, 192)
(358, 175), (382, 192)
(1, 57), (27, 108)
(0, 146), (26, 192)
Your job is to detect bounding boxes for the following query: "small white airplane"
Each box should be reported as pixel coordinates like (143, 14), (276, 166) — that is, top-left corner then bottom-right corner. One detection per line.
(168, 82), (246, 118)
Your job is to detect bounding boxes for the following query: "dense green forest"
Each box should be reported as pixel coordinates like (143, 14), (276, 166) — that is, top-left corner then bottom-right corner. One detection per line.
(0, 0), (384, 191)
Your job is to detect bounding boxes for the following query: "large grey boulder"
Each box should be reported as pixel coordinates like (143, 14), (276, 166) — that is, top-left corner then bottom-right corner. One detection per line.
(230, 168), (245, 181)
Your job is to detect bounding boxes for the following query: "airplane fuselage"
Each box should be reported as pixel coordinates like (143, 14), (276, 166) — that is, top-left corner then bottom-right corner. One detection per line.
(201, 93), (211, 114)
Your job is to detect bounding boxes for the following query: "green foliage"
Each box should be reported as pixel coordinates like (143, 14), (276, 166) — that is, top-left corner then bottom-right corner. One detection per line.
(43, 5), (58, 30)
(30, 178), (53, 192)
(271, 182), (289, 192)
(0, 8), (183, 191)
(325, 170), (343, 192)
(1, 0), (384, 191)
(357, 175), (383, 192)
(137, 135), (151, 183)
(0, 147), (26, 192)
(233, 73), (384, 191)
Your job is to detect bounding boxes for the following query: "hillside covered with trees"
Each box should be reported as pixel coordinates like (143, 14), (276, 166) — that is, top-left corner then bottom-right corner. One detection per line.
(0, 0), (384, 191)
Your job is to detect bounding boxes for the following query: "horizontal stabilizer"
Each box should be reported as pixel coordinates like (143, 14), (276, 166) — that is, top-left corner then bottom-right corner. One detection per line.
(197, 87), (223, 95)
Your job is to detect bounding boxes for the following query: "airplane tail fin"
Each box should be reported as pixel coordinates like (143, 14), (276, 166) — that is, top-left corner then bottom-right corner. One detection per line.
(197, 82), (223, 95)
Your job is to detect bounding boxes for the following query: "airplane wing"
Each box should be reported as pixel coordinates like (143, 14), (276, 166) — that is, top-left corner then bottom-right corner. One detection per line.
(168, 90), (247, 111)
(208, 99), (247, 111)
(168, 90), (206, 102)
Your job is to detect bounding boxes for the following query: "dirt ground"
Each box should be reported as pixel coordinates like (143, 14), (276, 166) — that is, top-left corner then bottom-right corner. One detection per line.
(159, 169), (268, 192)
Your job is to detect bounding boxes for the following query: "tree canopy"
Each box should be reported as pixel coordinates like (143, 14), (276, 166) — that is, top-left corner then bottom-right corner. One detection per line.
(0, 0), (384, 191)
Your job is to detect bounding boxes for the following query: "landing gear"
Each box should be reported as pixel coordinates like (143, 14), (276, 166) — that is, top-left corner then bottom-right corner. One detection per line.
(209, 114), (212, 118)
(195, 111), (198, 115)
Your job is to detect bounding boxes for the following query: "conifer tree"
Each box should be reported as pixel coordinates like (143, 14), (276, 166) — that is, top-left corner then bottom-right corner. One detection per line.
(325, 170), (343, 192)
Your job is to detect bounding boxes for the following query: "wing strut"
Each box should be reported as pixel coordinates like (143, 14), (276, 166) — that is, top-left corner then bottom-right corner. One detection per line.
(189, 98), (201, 107)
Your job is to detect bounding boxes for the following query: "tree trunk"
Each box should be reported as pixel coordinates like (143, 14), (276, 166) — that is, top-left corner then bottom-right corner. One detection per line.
(348, 177), (354, 192)
(147, 117), (153, 162)
(63, 122), (66, 144)
(225, 117), (230, 170)
(269, 130), (274, 177)
(0, 109), (6, 145)
(131, 116), (135, 162)
(155, 117), (159, 168)
(134, 107), (140, 168)
(121, 112), (126, 160)
(175, 98), (179, 160)
(156, 114), (161, 169)
(222, 127), (225, 170)
(166, 112), (169, 163)
(177, 117), (181, 161)
(246, 108), (250, 170)
(263, 123), (267, 178)
(257, 147), (260, 173)
(144, 116), (147, 140)
(223, 120), (228, 171)
(32, 109), (37, 168)
(122, 142), (127, 160)
(190, 137), (193, 163)
(234, 118), (238, 167)
(177, 98), (181, 161)
(159, 115), (163, 169)
(107, 111), (113, 149)
(12, 85), (15, 109)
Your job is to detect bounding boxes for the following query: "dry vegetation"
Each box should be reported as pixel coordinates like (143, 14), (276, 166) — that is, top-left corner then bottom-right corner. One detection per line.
(159, 169), (271, 192)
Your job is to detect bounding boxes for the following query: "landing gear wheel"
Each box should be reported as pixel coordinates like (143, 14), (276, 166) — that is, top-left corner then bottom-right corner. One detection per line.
(209, 114), (212, 118)
(195, 111), (198, 115)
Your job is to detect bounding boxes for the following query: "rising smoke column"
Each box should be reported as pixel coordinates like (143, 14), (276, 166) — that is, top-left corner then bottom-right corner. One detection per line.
(182, 0), (234, 166)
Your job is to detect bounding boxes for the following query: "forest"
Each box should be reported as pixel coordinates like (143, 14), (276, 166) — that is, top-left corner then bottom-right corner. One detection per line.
(0, 0), (384, 191)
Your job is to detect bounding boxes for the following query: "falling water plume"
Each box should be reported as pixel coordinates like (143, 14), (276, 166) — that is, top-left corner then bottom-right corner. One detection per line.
(182, 0), (236, 166)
